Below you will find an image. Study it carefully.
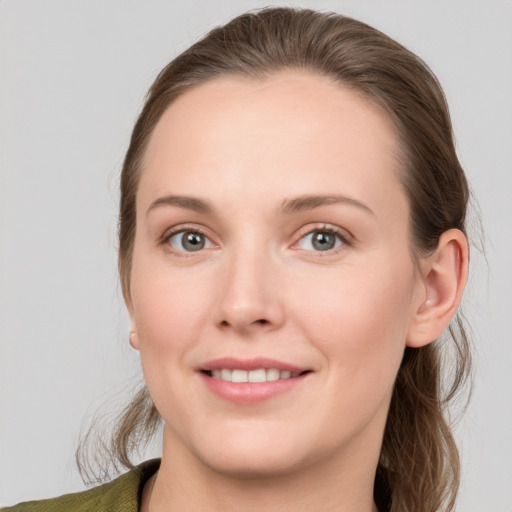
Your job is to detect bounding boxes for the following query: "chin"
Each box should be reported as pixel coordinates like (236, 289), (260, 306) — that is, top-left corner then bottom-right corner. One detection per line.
(184, 423), (309, 478)
(200, 449), (304, 480)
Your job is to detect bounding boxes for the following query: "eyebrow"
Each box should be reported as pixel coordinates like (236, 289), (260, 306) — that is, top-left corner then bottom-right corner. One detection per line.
(281, 195), (374, 216)
(146, 193), (374, 217)
(146, 195), (213, 216)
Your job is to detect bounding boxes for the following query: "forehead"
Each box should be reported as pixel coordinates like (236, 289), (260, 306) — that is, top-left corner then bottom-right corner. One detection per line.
(139, 71), (404, 216)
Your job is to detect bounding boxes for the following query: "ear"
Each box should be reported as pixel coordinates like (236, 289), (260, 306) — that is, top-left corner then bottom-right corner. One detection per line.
(407, 229), (469, 348)
(129, 329), (140, 351)
(122, 280), (140, 351)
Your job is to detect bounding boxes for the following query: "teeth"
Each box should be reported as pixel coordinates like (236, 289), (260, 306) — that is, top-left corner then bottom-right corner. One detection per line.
(266, 368), (280, 381)
(209, 368), (302, 383)
(248, 368), (266, 383)
(231, 369), (248, 383)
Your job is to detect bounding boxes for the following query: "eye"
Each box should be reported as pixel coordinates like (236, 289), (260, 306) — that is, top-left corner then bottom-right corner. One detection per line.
(168, 230), (214, 252)
(295, 229), (345, 252)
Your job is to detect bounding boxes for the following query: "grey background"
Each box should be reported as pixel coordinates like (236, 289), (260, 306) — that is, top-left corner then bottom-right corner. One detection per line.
(1, 1), (511, 510)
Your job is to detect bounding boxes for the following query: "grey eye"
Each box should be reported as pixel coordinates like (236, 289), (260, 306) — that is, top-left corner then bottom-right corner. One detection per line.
(169, 231), (210, 252)
(312, 232), (336, 251)
(296, 230), (343, 252)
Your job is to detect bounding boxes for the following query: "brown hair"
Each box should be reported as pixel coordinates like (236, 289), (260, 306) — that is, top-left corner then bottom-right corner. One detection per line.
(78, 8), (472, 511)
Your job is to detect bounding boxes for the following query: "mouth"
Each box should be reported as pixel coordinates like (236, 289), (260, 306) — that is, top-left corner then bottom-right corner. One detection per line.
(198, 358), (312, 404)
(201, 368), (311, 383)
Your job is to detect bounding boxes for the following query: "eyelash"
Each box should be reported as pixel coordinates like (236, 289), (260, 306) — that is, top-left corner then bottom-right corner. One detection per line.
(160, 223), (352, 256)
(292, 224), (352, 255)
(160, 224), (215, 256)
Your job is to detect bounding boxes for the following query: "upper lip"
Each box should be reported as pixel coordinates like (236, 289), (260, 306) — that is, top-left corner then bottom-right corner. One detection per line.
(199, 357), (309, 373)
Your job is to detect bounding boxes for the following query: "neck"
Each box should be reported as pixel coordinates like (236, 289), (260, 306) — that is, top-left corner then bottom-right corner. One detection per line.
(148, 427), (381, 512)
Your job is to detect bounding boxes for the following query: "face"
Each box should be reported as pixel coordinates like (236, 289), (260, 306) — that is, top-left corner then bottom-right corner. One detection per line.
(128, 71), (425, 478)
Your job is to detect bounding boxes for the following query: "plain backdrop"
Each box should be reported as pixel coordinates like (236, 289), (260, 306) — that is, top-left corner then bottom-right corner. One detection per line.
(1, 1), (511, 510)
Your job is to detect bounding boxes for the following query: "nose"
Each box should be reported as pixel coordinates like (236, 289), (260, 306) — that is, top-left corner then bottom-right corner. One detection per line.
(213, 248), (285, 335)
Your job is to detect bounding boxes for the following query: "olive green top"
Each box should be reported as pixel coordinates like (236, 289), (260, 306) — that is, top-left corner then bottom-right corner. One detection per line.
(1, 459), (160, 512)
(2, 458), (390, 512)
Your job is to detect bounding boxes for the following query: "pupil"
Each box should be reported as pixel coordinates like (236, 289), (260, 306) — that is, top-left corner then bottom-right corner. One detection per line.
(313, 232), (334, 251)
(183, 232), (204, 251)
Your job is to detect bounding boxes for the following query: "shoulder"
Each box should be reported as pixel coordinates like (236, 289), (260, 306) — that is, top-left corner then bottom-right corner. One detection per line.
(1, 459), (160, 512)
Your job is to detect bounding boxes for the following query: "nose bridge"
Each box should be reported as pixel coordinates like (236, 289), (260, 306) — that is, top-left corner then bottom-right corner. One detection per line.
(215, 236), (284, 332)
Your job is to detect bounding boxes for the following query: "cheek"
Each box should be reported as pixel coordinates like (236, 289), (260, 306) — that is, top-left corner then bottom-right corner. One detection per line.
(130, 253), (214, 361)
(292, 258), (415, 384)
(129, 254), (218, 423)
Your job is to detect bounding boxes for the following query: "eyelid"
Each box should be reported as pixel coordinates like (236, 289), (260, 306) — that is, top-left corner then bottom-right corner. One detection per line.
(159, 222), (353, 255)
(291, 223), (353, 253)
(160, 223), (218, 254)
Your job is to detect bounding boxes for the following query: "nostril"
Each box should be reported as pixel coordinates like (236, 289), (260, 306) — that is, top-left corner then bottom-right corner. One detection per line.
(217, 317), (272, 330)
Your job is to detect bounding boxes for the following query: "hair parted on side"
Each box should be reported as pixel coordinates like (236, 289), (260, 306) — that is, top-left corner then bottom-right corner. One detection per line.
(77, 8), (473, 512)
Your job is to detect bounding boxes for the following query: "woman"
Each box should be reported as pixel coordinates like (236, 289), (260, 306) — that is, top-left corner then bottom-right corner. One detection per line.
(3, 7), (472, 512)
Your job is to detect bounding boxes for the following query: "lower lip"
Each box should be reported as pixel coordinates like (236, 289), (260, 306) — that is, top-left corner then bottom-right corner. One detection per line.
(200, 372), (308, 404)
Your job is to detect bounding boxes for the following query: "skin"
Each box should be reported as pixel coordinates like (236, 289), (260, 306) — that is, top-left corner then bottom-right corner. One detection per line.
(127, 71), (468, 512)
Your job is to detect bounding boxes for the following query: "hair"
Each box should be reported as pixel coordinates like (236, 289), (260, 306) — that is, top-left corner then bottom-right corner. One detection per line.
(77, 7), (472, 512)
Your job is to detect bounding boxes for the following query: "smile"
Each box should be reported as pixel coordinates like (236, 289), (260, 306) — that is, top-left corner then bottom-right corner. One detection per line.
(199, 358), (312, 403)
(205, 368), (303, 382)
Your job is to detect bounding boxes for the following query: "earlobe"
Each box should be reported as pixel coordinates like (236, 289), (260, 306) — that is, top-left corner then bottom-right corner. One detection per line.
(121, 274), (139, 350)
(407, 229), (469, 348)
(129, 329), (140, 350)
